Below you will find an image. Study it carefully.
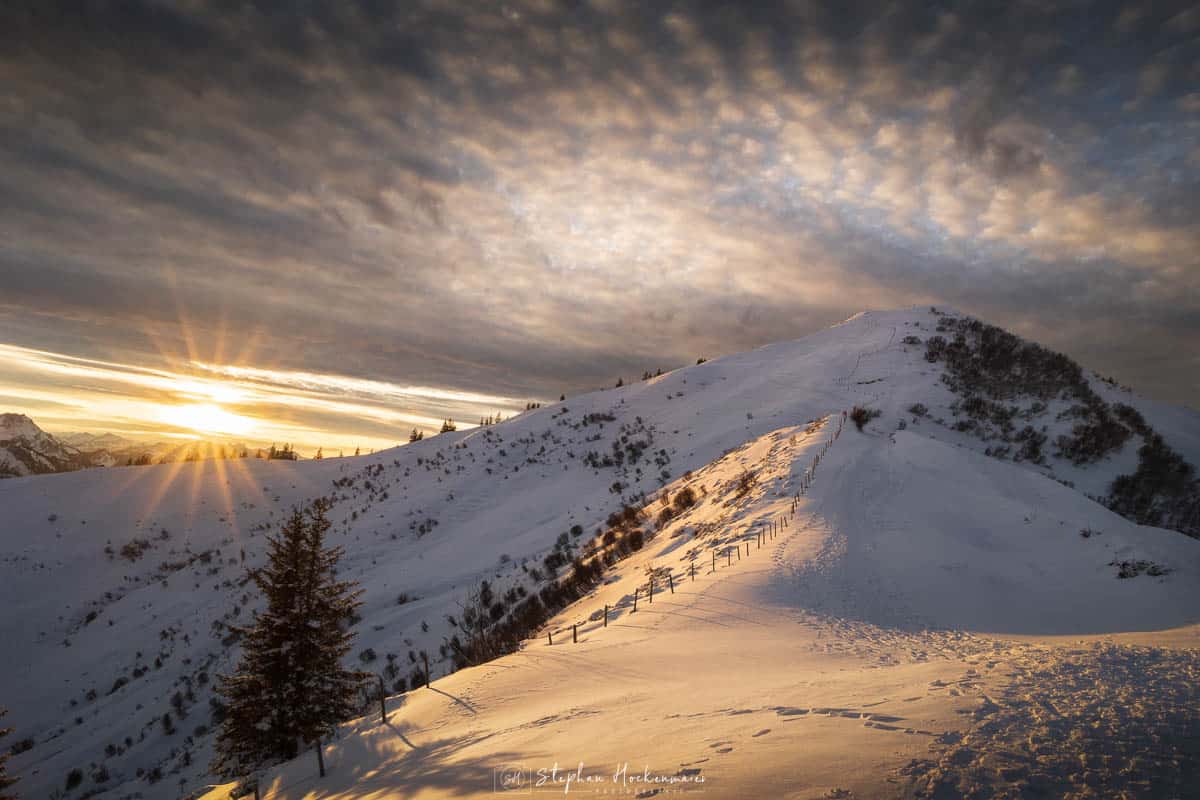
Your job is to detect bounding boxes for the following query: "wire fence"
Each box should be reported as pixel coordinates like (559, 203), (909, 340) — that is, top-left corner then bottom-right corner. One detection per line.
(545, 410), (847, 646)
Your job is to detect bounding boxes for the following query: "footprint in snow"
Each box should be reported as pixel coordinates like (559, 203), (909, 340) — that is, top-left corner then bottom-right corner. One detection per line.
(774, 706), (810, 717)
(864, 721), (902, 731)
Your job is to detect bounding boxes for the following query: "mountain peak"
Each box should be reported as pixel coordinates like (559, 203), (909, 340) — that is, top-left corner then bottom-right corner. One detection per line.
(0, 412), (45, 442)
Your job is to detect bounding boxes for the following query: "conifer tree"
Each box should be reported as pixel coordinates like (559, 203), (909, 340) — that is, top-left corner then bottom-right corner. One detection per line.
(0, 707), (16, 800)
(211, 499), (367, 783)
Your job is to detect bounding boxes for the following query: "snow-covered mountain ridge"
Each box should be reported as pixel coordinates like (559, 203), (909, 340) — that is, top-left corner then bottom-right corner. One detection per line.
(2, 418), (262, 476)
(0, 414), (95, 477)
(1, 307), (1198, 799)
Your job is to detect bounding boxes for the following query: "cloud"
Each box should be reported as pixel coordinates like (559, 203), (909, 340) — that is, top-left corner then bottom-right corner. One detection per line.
(0, 0), (1196, 428)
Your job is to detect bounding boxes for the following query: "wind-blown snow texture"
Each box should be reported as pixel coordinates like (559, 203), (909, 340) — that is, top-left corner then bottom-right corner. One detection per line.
(2, 308), (1198, 799)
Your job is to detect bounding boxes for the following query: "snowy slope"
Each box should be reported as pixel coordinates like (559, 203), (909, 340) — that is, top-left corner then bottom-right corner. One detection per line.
(2, 308), (1198, 800)
(197, 415), (1200, 800)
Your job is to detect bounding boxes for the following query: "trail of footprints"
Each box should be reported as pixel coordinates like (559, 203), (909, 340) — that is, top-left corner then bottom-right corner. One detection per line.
(901, 642), (1200, 798)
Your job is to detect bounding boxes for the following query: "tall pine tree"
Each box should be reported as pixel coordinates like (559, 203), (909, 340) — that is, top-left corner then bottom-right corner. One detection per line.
(0, 707), (16, 800)
(212, 498), (367, 783)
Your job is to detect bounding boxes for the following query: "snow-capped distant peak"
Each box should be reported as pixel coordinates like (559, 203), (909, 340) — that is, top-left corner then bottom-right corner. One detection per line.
(0, 412), (45, 442)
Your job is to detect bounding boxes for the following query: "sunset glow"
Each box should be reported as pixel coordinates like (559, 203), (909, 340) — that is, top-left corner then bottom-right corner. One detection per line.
(0, 341), (531, 454)
(156, 403), (254, 437)
(1, 6), (1198, 800)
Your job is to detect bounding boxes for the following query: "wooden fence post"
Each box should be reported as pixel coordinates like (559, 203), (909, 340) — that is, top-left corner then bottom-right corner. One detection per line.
(315, 739), (326, 778)
(727, 548), (732, 567)
(604, 604), (608, 627)
(423, 652), (430, 688)
(378, 673), (388, 724)
(573, 623), (577, 643)
(649, 577), (654, 603)
(548, 630), (553, 645)
(690, 562), (695, 581)
(633, 588), (639, 612)
(669, 572), (675, 593)
(713, 550), (717, 572)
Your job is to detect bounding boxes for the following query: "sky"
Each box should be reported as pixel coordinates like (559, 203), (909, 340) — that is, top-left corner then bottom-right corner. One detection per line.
(1, 0), (1198, 452)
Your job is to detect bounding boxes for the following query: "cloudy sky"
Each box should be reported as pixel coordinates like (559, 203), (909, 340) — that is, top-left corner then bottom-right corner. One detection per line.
(1, 1), (1198, 451)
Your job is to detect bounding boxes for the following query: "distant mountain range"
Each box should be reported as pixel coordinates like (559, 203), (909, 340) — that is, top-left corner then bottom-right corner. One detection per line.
(0, 413), (257, 477)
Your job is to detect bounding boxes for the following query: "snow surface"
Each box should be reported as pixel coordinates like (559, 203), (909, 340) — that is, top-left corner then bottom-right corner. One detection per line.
(2, 308), (1198, 799)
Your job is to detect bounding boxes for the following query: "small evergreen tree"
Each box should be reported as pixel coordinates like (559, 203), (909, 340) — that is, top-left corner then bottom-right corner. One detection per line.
(0, 707), (16, 799)
(409, 428), (424, 443)
(314, 447), (323, 460)
(211, 499), (367, 782)
(440, 419), (457, 433)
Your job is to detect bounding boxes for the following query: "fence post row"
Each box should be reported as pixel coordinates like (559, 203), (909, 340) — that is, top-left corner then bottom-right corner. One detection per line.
(553, 413), (845, 649)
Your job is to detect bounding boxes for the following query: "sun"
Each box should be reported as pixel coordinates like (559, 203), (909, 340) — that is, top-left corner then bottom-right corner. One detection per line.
(158, 403), (254, 436)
